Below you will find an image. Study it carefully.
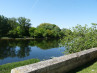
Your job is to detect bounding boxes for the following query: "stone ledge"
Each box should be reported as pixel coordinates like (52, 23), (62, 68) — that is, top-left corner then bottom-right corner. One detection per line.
(11, 48), (97, 73)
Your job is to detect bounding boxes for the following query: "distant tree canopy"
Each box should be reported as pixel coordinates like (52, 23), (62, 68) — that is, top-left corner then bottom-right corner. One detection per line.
(33, 23), (61, 38)
(0, 15), (71, 38)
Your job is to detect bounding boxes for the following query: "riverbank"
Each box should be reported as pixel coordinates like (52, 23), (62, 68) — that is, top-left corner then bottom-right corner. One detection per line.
(0, 37), (60, 40)
(0, 37), (35, 40)
(0, 59), (40, 73)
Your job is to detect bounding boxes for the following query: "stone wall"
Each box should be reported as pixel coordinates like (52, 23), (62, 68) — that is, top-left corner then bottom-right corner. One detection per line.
(11, 48), (97, 73)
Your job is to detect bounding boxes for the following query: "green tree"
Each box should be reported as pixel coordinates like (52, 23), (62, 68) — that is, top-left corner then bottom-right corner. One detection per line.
(8, 17), (18, 29)
(18, 17), (31, 37)
(43, 30), (53, 38)
(8, 26), (22, 38)
(34, 28), (45, 38)
(0, 15), (11, 37)
(29, 27), (36, 38)
(36, 23), (61, 38)
(8, 18), (20, 37)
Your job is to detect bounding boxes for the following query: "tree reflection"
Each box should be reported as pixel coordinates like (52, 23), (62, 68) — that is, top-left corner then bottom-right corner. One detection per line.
(0, 40), (16, 59)
(17, 40), (31, 58)
(29, 39), (59, 49)
(0, 39), (60, 59)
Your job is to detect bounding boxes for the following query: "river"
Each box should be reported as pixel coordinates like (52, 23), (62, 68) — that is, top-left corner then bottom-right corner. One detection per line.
(0, 39), (64, 65)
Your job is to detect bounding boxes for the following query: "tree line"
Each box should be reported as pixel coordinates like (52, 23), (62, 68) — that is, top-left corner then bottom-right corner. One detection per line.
(0, 15), (72, 38)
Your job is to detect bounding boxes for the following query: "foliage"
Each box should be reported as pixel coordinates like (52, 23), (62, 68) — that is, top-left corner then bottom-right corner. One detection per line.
(34, 28), (45, 38)
(0, 15), (67, 38)
(29, 27), (36, 37)
(35, 23), (61, 38)
(61, 24), (97, 54)
(8, 17), (18, 29)
(60, 28), (72, 37)
(0, 15), (11, 37)
(18, 17), (31, 37)
(0, 59), (39, 73)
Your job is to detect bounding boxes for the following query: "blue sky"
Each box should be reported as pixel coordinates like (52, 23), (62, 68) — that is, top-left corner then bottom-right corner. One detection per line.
(0, 0), (97, 28)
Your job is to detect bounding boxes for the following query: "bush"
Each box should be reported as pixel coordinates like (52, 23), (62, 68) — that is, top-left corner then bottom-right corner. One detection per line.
(61, 24), (97, 54)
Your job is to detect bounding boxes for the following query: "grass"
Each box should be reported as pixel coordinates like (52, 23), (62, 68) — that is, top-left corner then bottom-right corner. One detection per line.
(67, 58), (97, 73)
(0, 59), (40, 73)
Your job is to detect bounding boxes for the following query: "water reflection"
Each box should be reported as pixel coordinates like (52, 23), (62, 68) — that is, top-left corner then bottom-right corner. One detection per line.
(0, 39), (65, 65)
(29, 39), (59, 49)
(0, 39), (60, 60)
(0, 40), (30, 59)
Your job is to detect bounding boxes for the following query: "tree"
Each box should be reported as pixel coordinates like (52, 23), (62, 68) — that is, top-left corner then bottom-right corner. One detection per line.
(29, 27), (36, 38)
(0, 15), (66, 38)
(43, 30), (53, 38)
(18, 17), (31, 37)
(36, 23), (61, 38)
(0, 15), (11, 37)
(34, 28), (45, 38)
(8, 26), (21, 38)
(8, 17), (18, 29)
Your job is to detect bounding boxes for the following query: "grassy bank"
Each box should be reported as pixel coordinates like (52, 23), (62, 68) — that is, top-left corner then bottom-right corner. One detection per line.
(68, 58), (97, 73)
(0, 59), (40, 73)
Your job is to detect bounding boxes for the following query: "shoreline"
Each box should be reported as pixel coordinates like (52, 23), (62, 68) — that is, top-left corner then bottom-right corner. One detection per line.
(0, 38), (35, 40)
(0, 37), (60, 40)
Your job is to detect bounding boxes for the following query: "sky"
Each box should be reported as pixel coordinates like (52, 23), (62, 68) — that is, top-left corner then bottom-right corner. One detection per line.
(0, 0), (97, 29)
